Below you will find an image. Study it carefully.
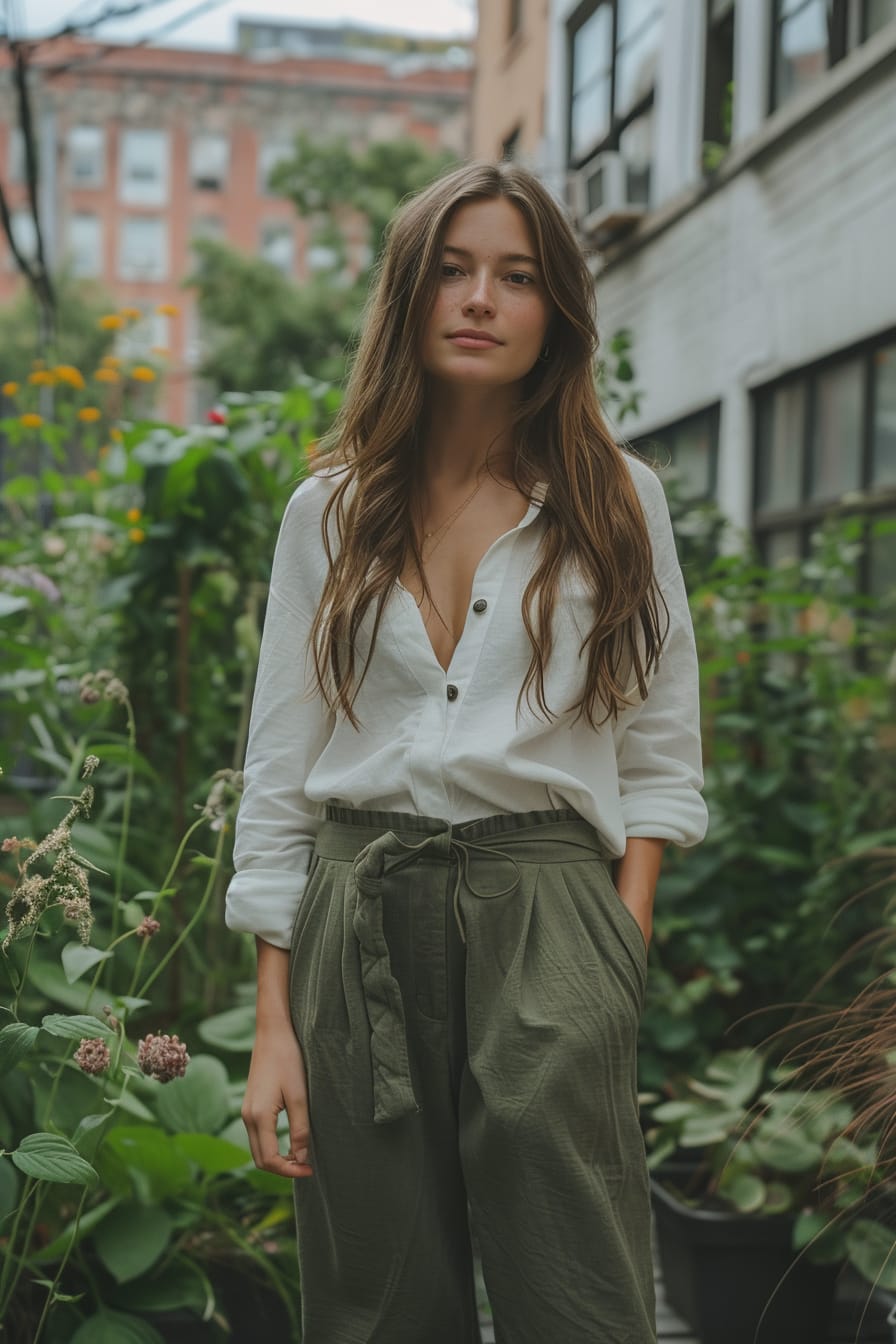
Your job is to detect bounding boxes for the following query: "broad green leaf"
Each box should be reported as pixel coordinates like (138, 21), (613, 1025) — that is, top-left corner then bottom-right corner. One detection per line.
(0, 593), (30, 617)
(12, 1133), (98, 1186)
(763, 1181), (794, 1215)
(28, 955), (109, 1014)
(72, 1111), (113, 1160)
(31, 1197), (120, 1264)
(702, 1049), (764, 1106)
(240, 1166), (292, 1195)
(847, 1219), (896, 1290)
(0, 1021), (39, 1074)
(93, 1202), (173, 1284)
(197, 1003), (256, 1052)
(41, 1013), (114, 1042)
(61, 943), (113, 985)
(650, 1100), (697, 1124)
(719, 1170), (766, 1213)
(153, 1054), (229, 1134)
(679, 1109), (745, 1147)
(752, 1126), (823, 1173)
(70, 1309), (164, 1344)
(108, 1257), (213, 1318)
(104, 1126), (193, 1200)
(173, 1132), (252, 1175)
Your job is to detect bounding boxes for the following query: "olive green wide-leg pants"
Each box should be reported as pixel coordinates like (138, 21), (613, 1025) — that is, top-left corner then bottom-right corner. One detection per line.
(288, 806), (655, 1344)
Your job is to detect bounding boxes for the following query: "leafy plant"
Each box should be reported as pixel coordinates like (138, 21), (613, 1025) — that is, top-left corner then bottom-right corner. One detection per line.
(644, 1047), (896, 1289)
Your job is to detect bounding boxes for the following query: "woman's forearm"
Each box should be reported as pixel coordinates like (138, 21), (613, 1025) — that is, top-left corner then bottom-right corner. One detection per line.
(612, 836), (668, 946)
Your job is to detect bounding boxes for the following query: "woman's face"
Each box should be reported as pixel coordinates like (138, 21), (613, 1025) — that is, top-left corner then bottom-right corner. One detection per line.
(421, 197), (553, 393)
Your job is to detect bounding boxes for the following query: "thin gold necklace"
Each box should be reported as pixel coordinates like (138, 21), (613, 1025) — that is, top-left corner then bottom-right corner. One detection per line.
(420, 471), (488, 555)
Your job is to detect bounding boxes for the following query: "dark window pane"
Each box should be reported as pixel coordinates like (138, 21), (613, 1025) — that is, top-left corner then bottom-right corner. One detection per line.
(617, 108), (652, 205)
(872, 344), (896, 487)
(809, 359), (863, 501)
(865, 0), (896, 39)
(763, 528), (803, 567)
(757, 382), (805, 511)
(774, 0), (829, 107)
(868, 514), (896, 600)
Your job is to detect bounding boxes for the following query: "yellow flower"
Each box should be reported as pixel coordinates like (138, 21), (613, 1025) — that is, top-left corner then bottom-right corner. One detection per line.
(19, 412), (43, 429)
(2, 380), (19, 396)
(94, 368), (120, 383)
(78, 406), (102, 423)
(120, 306), (142, 321)
(128, 527), (146, 543)
(102, 354), (123, 367)
(84, 469), (102, 485)
(28, 369), (56, 386)
(55, 364), (86, 390)
(110, 428), (123, 442)
(129, 365), (156, 383)
(156, 303), (179, 317)
(126, 507), (142, 524)
(99, 314), (123, 330)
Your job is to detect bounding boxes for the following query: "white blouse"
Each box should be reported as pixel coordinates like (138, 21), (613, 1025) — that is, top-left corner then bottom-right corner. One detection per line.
(225, 452), (708, 950)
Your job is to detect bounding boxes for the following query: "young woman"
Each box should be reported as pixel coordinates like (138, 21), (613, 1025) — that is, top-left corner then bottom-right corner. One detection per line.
(226, 161), (707, 1344)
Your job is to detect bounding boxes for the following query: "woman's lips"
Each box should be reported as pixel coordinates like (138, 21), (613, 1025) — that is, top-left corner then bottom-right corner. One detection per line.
(447, 331), (502, 349)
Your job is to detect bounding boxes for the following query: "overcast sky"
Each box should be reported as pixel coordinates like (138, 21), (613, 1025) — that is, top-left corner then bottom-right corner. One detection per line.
(18, 0), (476, 47)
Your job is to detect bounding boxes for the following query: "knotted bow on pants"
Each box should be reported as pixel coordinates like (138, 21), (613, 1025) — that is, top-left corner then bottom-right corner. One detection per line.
(288, 805), (656, 1344)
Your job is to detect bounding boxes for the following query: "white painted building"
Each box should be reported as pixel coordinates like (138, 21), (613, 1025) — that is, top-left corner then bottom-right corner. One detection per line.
(538, 0), (896, 593)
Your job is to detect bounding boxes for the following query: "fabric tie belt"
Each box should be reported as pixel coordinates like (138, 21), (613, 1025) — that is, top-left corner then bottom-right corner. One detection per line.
(347, 823), (606, 1124)
(352, 828), (521, 1123)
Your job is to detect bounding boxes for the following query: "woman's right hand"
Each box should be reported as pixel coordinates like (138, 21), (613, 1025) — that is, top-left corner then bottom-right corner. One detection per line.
(242, 1021), (314, 1178)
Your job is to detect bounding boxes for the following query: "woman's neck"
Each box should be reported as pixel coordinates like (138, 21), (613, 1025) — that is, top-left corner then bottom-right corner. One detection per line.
(421, 382), (518, 485)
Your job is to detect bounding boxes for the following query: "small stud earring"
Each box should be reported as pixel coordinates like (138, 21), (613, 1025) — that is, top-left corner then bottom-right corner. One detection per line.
(539, 343), (550, 362)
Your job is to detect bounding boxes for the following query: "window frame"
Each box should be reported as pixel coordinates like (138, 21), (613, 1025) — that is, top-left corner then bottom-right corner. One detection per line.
(66, 212), (103, 278)
(68, 125), (105, 189)
(119, 128), (170, 207)
(629, 402), (721, 503)
(565, 0), (661, 171)
(751, 329), (896, 598)
(767, 0), (889, 112)
(118, 214), (168, 282)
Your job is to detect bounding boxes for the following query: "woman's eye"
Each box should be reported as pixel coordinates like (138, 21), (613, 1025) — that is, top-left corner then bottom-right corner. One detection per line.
(441, 263), (463, 278)
(508, 272), (535, 285)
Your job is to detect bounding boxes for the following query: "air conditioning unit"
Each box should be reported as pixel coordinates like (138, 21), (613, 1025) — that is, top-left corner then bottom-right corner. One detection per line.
(574, 151), (648, 241)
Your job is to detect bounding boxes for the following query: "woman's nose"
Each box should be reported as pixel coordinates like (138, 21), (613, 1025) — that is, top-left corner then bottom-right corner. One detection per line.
(462, 272), (496, 317)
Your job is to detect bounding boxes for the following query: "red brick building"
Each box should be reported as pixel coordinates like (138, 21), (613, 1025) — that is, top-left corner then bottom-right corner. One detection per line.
(0, 34), (471, 423)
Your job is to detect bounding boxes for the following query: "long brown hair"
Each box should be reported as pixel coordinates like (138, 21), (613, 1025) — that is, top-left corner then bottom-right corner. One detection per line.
(309, 160), (668, 728)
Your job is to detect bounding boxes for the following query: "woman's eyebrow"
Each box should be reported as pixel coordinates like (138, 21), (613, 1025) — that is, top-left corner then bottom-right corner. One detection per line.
(443, 244), (539, 267)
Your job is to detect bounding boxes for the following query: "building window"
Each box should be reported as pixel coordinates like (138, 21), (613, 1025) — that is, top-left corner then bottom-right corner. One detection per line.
(703, 0), (735, 173)
(68, 126), (104, 188)
(508, 0), (524, 39)
(631, 404), (719, 502)
(753, 333), (896, 598)
(67, 213), (102, 278)
(190, 134), (229, 192)
(258, 140), (292, 195)
(260, 221), (294, 275)
(770, 0), (893, 111)
(118, 302), (169, 360)
(119, 216), (168, 281)
(864, 0), (896, 38)
(567, 0), (662, 200)
(119, 129), (169, 206)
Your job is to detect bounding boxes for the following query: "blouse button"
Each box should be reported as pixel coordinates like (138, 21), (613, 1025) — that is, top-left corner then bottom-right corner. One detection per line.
(446, 683), (459, 701)
(472, 598), (487, 613)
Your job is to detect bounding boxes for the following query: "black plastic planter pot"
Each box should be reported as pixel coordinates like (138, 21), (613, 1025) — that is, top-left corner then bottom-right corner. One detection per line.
(651, 1178), (839, 1344)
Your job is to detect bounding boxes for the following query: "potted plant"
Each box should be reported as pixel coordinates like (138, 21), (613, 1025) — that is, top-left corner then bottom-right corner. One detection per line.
(644, 1047), (895, 1344)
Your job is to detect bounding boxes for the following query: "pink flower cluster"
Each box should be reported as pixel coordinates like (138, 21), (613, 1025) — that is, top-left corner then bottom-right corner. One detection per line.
(75, 1037), (111, 1075)
(137, 1032), (190, 1083)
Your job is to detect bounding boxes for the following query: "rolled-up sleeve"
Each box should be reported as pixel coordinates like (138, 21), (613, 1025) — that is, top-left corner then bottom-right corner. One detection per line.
(225, 488), (334, 948)
(612, 466), (708, 848)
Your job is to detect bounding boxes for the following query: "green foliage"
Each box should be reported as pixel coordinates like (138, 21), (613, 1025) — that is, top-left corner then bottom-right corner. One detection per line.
(0, 269), (115, 392)
(645, 1047), (893, 1281)
(641, 494), (896, 1089)
(188, 133), (456, 394)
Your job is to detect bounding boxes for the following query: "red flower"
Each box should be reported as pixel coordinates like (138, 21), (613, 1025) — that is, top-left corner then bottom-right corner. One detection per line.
(206, 408), (226, 425)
